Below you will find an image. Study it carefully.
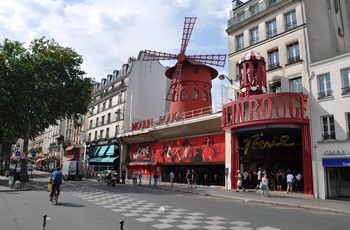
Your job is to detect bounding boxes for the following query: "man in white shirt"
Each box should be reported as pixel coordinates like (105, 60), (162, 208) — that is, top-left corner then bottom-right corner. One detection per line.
(286, 172), (294, 194)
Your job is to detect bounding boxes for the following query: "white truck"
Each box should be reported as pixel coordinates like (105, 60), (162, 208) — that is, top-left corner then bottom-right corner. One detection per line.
(61, 161), (83, 181)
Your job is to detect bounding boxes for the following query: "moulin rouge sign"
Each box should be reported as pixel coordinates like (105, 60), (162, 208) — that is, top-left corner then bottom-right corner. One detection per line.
(222, 93), (309, 129)
(132, 111), (185, 131)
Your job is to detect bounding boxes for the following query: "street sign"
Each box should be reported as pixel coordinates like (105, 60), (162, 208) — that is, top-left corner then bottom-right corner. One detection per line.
(15, 151), (20, 157)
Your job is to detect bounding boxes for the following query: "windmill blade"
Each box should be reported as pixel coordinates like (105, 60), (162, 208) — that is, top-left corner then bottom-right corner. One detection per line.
(166, 61), (183, 101)
(180, 17), (196, 54)
(186, 54), (226, 67)
(143, 50), (177, 61)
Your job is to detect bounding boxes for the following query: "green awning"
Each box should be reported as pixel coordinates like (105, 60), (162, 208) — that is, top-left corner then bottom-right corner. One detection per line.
(88, 156), (119, 163)
(101, 156), (119, 163)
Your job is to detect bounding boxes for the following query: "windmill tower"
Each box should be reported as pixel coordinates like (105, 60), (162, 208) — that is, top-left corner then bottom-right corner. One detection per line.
(143, 17), (226, 117)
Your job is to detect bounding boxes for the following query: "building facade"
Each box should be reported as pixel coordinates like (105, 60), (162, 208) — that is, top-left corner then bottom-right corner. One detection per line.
(86, 51), (168, 172)
(309, 52), (350, 199)
(225, 0), (350, 198)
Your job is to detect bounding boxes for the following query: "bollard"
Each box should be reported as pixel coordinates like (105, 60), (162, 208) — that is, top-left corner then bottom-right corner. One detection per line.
(119, 220), (124, 230)
(42, 214), (47, 230)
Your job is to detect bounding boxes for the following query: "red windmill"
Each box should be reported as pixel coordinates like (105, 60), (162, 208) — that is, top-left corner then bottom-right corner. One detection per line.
(143, 17), (226, 117)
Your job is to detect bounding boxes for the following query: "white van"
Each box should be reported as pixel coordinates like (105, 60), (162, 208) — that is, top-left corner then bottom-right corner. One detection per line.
(62, 161), (83, 181)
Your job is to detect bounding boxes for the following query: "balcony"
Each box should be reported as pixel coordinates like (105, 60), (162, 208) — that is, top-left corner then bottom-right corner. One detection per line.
(318, 90), (333, 100)
(268, 62), (280, 70)
(341, 87), (350, 96)
(285, 20), (297, 31)
(228, 0), (284, 29)
(287, 55), (301, 64)
(322, 133), (336, 141)
(250, 36), (259, 45)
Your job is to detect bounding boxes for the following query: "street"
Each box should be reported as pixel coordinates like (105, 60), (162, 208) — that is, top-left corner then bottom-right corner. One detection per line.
(0, 171), (349, 230)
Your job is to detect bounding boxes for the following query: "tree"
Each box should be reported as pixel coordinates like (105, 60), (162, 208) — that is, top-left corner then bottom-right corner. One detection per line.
(0, 37), (94, 179)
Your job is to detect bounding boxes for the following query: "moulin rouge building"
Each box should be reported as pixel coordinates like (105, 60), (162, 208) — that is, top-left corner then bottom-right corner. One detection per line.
(222, 50), (313, 194)
(119, 50), (313, 194)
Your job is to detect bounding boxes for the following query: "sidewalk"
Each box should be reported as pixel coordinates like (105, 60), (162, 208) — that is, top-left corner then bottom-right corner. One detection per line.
(127, 178), (350, 215)
(1, 175), (350, 215)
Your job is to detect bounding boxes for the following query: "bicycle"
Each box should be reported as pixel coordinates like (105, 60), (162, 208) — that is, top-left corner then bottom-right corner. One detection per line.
(50, 183), (60, 205)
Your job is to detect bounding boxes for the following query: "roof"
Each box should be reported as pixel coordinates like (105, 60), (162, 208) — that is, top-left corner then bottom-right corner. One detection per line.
(119, 113), (223, 145)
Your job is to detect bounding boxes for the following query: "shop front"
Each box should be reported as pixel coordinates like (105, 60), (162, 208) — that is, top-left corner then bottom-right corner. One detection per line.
(321, 147), (350, 199)
(87, 138), (120, 172)
(126, 134), (225, 186)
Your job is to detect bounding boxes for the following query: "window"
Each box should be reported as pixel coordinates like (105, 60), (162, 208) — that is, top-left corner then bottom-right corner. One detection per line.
(341, 68), (350, 95)
(115, 125), (119, 136)
(236, 34), (244, 50)
(285, 11), (297, 31)
(287, 42), (300, 64)
(322, 116), (336, 141)
(250, 27), (259, 45)
(318, 73), (332, 99)
(192, 89), (199, 100)
(99, 130), (104, 139)
(202, 91), (208, 101)
(94, 131), (97, 140)
(181, 89), (187, 100)
(89, 120), (93, 129)
(106, 128), (109, 138)
(290, 77), (302, 93)
(97, 104), (100, 112)
(101, 116), (105, 125)
(266, 20), (277, 38)
(88, 133), (91, 142)
(96, 118), (99, 126)
(268, 50), (279, 70)
(109, 99), (112, 108)
(118, 94), (122, 104)
(270, 81), (281, 93)
(102, 102), (106, 110)
(116, 109), (121, 121)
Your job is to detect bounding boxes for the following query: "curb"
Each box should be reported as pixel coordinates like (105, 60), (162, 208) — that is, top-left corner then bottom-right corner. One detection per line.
(150, 184), (350, 216)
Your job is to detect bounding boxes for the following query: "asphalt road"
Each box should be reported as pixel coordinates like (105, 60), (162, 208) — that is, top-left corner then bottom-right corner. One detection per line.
(0, 171), (349, 230)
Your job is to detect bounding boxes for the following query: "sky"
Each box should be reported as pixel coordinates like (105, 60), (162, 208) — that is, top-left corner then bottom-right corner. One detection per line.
(0, 0), (233, 111)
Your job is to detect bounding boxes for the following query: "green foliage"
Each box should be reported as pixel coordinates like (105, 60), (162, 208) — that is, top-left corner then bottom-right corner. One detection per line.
(0, 37), (93, 152)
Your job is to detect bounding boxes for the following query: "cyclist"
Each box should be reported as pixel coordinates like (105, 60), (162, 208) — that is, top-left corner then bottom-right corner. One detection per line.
(49, 167), (63, 202)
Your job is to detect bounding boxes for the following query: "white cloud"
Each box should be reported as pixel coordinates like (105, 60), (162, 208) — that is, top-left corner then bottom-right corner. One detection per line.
(0, 0), (232, 110)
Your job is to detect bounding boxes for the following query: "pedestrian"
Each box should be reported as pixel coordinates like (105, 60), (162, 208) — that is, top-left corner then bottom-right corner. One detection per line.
(270, 171), (276, 191)
(255, 167), (262, 191)
(153, 171), (158, 187)
(191, 169), (197, 188)
(236, 170), (244, 192)
(121, 170), (126, 184)
(186, 170), (191, 188)
(295, 172), (303, 193)
(242, 169), (249, 191)
(286, 171), (294, 194)
(125, 168), (129, 182)
(138, 170), (142, 185)
(276, 169), (283, 191)
(169, 171), (175, 187)
(132, 171), (138, 185)
(260, 174), (270, 197)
